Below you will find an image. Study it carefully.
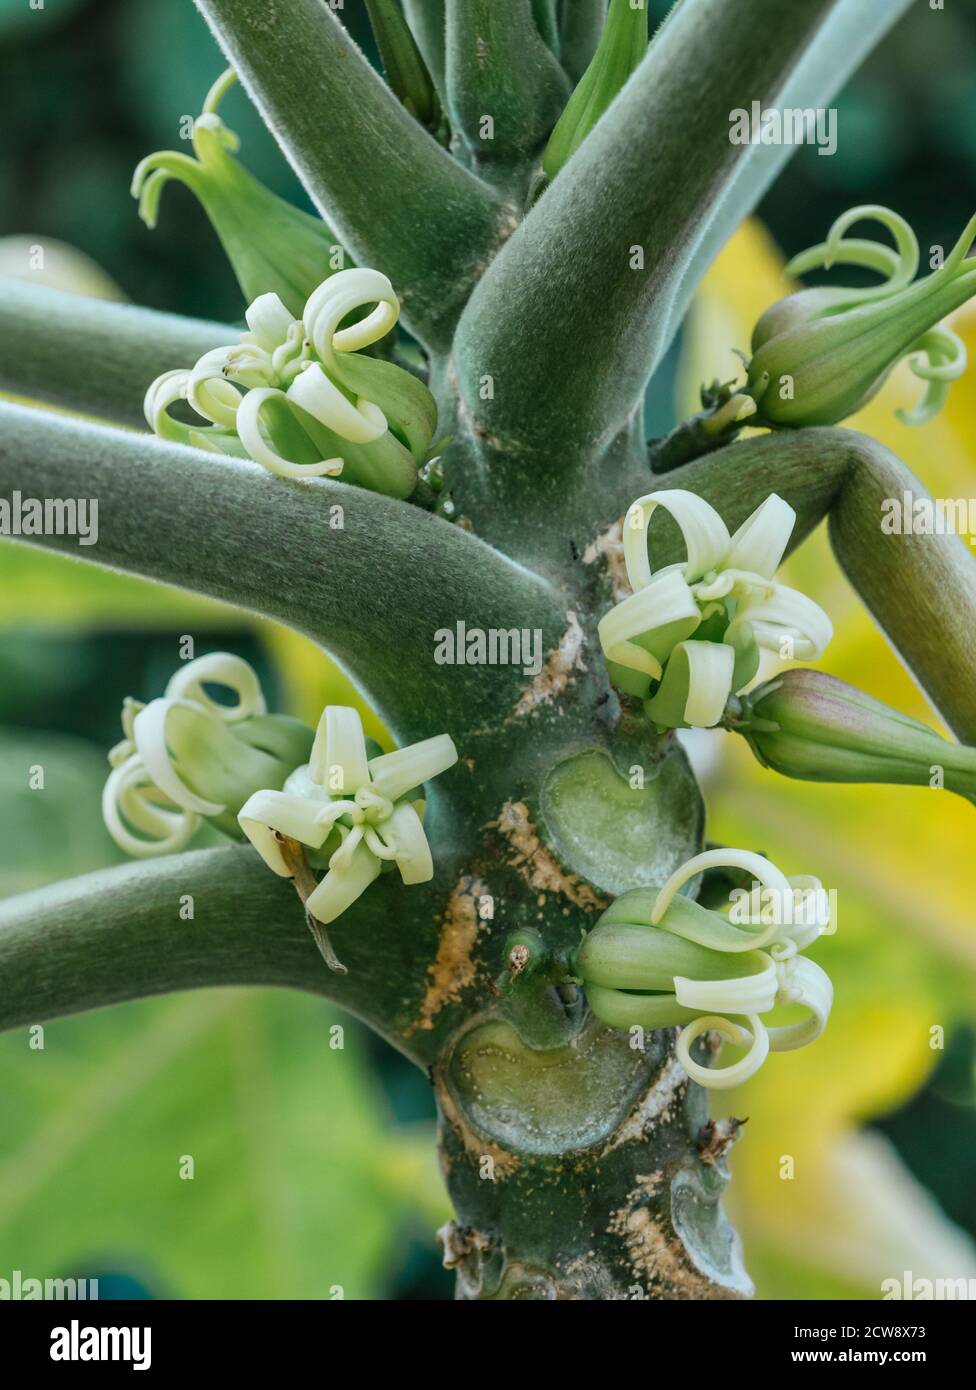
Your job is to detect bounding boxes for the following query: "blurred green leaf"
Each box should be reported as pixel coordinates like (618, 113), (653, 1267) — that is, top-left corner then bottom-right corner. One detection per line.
(0, 726), (123, 894)
(0, 989), (444, 1298)
(0, 545), (229, 625)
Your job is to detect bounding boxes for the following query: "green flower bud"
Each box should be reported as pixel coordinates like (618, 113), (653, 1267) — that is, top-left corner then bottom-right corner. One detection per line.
(364, 0), (445, 138)
(746, 205), (976, 427)
(132, 69), (346, 318)
(103, 653), (314, 856)
(144, 268), (438, 498)
(542, 0), (648, 181)
(726, 667), (976, 803)
(575, 849), (834, 1090)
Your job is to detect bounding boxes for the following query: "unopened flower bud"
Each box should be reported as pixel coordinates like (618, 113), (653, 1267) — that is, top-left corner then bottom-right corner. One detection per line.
(726, 667), (976, 803)
(132, 69), (346, 318)
(746, 205), (976, 427)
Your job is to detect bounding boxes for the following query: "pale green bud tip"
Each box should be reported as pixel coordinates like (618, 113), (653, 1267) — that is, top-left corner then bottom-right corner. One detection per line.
(103, 652), (314, 857)
(575, 847), (834, 1090)
(542, 0), (648, 180)
(745, 204), (976, 427)
(144, 268), (438, 499)
(596, 488), (832, 727)
(237, 706), (458, 933)
(726, 667), (976, 802)
(131, 68), (346, 318)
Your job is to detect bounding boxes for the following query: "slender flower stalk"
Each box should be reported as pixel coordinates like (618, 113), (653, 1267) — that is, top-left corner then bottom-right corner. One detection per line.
(103, 653), (314, 856)
(132, 69), (347, 318)
(542, 0), (648, 181)
(144, 268), (438, 497)
(238, 705), (457, 959)
(746, 205), (976, 427)
(575, 848), (834, 1090)
(596, 489), (832, 729)
(725, 668), (976, 803)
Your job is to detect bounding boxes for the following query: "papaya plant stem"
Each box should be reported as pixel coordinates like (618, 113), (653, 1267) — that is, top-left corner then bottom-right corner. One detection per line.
(0, 403), (565, 744)
(452, 0), (839, 461)
(0, 846), (432, 1064)
(829, 434), (976, 744)
(0, 279), (231, 428)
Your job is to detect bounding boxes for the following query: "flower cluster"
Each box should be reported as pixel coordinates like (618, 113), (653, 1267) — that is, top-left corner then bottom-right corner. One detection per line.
(746, 204), (976, 427)
(238, 705), (457, 927)
(144, 266), (437, 498)
(597, 488), (832, 729)
(103, 653), (314, 856)
(574, 848), (834, 1089)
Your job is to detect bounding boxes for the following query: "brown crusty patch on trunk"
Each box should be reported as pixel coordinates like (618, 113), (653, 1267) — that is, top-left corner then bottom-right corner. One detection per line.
(608, 1176), (727, 1299)
(490, 800), (608, 911)
(583, 517), (630, 602)
(511, 611), (587, 718)
(408, 874), (487, 1034)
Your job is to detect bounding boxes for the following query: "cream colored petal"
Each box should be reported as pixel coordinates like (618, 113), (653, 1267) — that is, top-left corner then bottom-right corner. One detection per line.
(309, 706), (371, 794)
(368, 734), (458, 803)
(622, 489), (731, 590)
(724, 493), (796, 578)
(676, 1014), (771, 1090)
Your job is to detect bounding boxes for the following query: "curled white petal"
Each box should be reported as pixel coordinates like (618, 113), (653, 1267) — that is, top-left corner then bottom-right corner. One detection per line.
(236, 387), (345, 479)
(652, 847), (795, 945)
(372, 800), (434, 885)
(724, 494), (796, 579)
(132, 699), (226, 816)
(676, 1014), (770, 1090)
(678, 639), (735, 728)
(306, 838), (382, 924)
(245, 292), (297, 352)
(164, 652), (266, 721)
(597, 569), (700, 679)
(733, 581), (833, 660)
(783, 873), (830, 950)
(303, 267), (400, 370)
(623, 489), (731, 591)
(287, 362), (387, 444)
(674, 957), (778, 1015)
(186, 347), (242, 428)
(237, 789), (337, 875)
(768, 956), (834, 1052)
(103, 754), (199, 858)
(144, 369), (191, 436)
